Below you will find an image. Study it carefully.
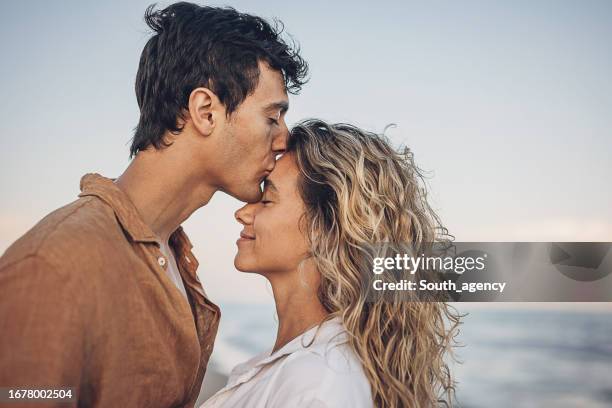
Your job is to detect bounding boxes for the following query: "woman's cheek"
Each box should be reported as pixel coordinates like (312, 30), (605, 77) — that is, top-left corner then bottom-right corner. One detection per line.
(253, 211), (272, 249)
(263, 209), (292, 251)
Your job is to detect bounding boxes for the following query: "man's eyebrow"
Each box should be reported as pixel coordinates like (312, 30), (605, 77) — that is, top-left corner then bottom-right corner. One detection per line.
(263, 178), (279, 192)
(263, 101), (289, 114)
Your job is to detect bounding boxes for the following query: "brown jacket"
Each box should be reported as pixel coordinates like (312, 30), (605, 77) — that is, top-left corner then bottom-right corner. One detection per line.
(0, 174), (220, 407)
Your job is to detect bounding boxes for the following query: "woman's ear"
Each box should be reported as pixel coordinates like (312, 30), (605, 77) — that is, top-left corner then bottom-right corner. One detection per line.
(188, 87), (221, 137)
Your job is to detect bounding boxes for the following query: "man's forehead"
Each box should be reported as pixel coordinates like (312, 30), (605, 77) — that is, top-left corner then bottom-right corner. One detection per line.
(254, 61), (289, 104)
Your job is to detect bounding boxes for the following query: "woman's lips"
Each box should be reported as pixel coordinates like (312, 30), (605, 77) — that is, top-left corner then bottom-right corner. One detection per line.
(237, 231), (255, 245)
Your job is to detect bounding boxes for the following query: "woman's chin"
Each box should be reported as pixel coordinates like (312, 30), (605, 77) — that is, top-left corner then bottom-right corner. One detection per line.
(234, 256), (256, 273)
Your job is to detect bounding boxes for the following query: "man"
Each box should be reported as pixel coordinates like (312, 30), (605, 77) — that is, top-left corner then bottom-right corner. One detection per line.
(0, 2), (307, 407)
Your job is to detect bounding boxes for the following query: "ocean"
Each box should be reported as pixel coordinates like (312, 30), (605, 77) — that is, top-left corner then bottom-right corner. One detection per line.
(203, 303), (612, 408)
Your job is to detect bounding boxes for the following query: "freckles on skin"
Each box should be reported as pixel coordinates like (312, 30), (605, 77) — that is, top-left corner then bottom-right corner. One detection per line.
(254, 205), (304, 255)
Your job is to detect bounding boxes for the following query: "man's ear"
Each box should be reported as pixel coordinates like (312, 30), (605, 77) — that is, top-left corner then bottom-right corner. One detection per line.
(188, 87), (222, 137)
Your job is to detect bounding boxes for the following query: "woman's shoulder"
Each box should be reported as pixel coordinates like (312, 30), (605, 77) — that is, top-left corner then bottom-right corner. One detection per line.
(285, 338), (364, 374)
(269, 340), (373, 407)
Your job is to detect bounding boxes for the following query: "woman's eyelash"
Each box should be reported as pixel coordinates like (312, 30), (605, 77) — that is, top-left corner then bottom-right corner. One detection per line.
(268, 118), (279, 125)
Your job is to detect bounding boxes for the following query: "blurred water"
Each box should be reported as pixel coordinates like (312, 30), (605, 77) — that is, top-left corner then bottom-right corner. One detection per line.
(454, 308), (612, 408)
(210, 304), (612, 408)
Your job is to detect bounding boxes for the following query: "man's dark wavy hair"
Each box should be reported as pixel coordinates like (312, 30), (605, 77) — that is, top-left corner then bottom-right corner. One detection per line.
(131, 2), (309, 157)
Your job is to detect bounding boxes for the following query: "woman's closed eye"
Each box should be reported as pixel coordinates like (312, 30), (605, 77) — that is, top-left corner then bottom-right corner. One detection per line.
(261, 179), (278, 205)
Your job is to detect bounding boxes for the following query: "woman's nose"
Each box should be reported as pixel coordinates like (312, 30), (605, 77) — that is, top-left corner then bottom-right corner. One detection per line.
(235, 203), (256, 225)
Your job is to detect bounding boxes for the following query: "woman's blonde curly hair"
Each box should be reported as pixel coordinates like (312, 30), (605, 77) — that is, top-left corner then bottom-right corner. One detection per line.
(288, 119), (461, 408)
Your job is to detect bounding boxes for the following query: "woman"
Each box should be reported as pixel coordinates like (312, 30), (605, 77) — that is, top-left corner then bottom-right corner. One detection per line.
(202, 119), (460, 408)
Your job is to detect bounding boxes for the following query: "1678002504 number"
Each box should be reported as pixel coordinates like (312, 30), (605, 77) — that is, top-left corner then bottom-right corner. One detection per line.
(0, 388), (75, 402)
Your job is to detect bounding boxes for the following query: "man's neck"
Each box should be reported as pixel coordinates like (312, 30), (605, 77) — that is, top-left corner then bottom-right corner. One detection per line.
(115, 147), (216, 244)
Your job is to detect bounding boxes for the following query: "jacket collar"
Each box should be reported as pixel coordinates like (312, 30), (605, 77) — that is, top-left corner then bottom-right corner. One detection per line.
(78, 174), (216, 312)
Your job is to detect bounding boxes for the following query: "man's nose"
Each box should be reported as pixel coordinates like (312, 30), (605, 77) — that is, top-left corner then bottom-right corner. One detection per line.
(235, 203), (256, 225)
(272, 121), (288, 154)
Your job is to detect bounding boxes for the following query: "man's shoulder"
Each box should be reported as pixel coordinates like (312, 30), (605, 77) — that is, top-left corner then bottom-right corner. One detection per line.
(0, 195), (123, 271)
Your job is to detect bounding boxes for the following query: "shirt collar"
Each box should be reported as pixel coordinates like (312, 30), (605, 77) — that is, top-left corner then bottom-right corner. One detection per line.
(78, 173), (159, 244)
(78, 173), (215, 304)
(227, 317), (348, 385)
(260, 316), (348, 365)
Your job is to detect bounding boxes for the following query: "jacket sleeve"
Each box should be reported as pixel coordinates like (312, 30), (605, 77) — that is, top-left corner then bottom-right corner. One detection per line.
(0, 254), (86, 407)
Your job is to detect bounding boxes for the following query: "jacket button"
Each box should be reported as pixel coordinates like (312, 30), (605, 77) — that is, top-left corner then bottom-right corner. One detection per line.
(158, 257), (166, 267)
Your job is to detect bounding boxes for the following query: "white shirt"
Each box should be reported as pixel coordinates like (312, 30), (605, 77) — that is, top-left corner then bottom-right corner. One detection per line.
(159, 241), (188, 300)
(201, 317), (373, 408)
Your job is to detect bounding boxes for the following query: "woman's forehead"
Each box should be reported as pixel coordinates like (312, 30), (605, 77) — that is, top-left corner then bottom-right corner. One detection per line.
(267, 152), (299, 192)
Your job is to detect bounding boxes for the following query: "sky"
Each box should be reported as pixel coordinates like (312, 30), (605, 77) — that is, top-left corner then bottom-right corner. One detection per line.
(0, 0), (611, 303)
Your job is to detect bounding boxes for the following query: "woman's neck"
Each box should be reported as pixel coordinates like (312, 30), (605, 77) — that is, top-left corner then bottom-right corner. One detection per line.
(268, 269), (329, 353)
